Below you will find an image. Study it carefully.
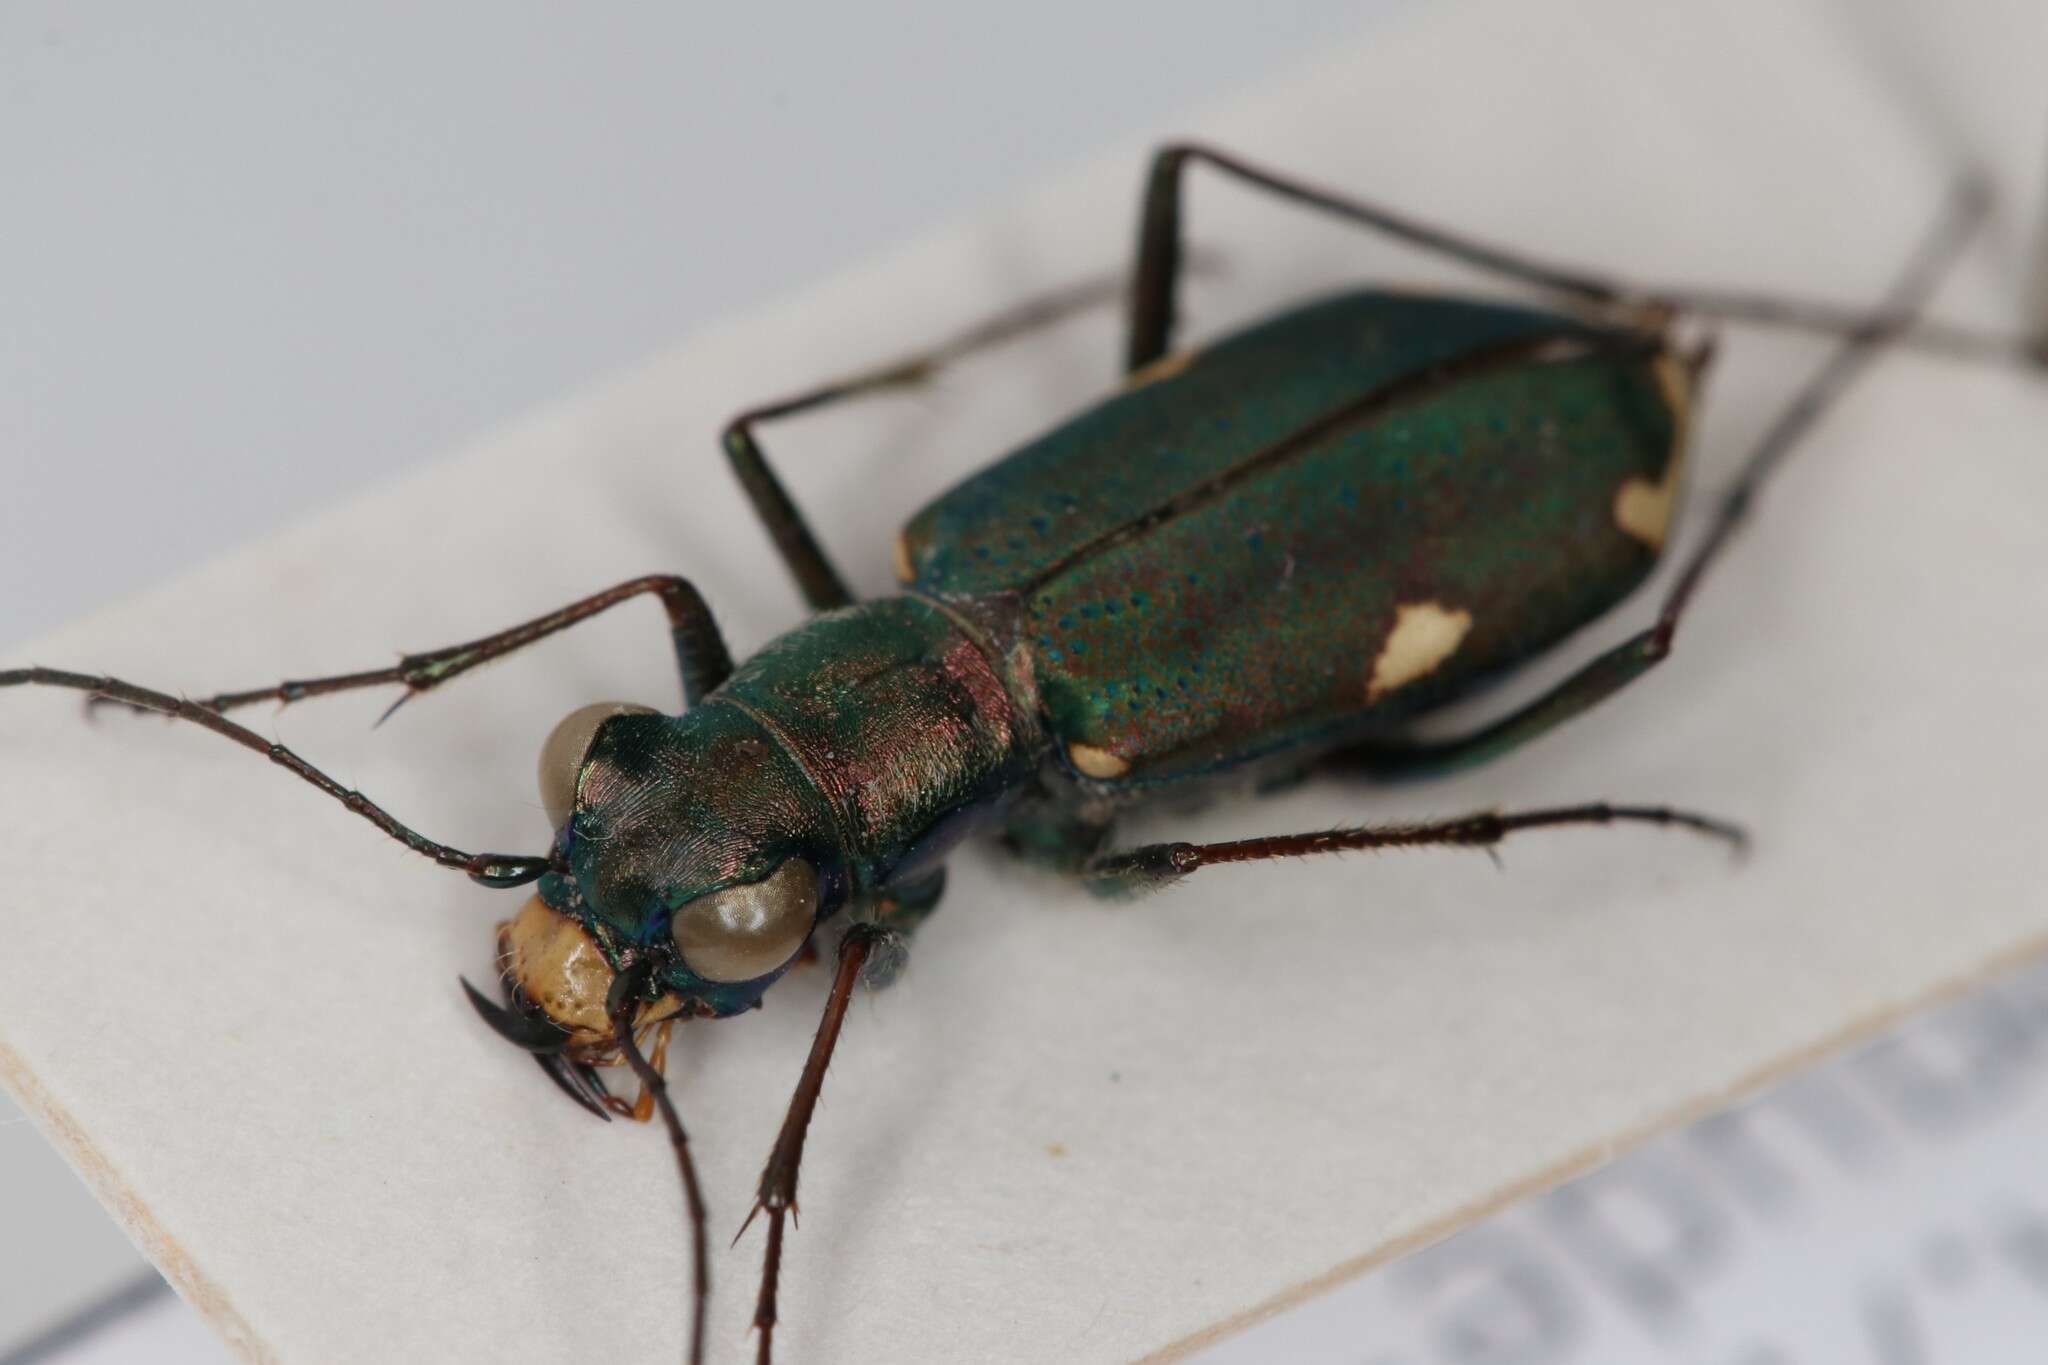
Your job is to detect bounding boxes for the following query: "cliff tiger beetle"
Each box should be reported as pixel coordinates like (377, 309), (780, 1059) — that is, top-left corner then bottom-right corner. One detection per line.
(6, 143), (2044, 1363)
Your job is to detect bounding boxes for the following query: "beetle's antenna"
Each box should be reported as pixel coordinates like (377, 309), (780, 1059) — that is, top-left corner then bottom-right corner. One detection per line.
(0, 667), (552, 887)
(607, 962), (709, 1365)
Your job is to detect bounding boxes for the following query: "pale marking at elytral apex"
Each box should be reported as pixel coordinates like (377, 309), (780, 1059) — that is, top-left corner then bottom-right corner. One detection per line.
(1613, 351), (1695, 550)
(1367, 601), (1474, 701)
(1121, 347), (1198, 392)
(1068, 742), (1131, 779)
(892, 531), (916, 583)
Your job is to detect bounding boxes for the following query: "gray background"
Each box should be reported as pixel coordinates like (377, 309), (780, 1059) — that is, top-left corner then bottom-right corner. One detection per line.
(0, 3), (1399, 648)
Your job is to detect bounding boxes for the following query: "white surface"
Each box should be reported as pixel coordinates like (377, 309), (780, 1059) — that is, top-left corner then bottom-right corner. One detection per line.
(1198, 957), (2048, 1365)
(46, 955), (2048, 1365)
(3, 3), (2047, 1364)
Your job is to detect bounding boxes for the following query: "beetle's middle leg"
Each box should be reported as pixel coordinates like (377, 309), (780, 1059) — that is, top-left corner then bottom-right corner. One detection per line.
(1001, 782), (1118, 873)
(1328, 167), (1992, 782)
(722, 272), (1131, 612)
(1084, 801), (1745, 894)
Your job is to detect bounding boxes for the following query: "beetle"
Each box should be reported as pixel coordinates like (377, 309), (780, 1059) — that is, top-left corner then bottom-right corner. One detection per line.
(4, 143), (2040, 1363)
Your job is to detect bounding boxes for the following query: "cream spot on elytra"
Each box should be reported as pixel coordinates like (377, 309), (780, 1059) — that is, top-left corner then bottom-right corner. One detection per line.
(1068, 742), (1130, 780)
(892, 531), (916, 583)
(1615, 352), (1695, 550)
(1614, 467), (1679, 548)
(1368, 601), (1473, 701)
(1120, 348), (1198, 392)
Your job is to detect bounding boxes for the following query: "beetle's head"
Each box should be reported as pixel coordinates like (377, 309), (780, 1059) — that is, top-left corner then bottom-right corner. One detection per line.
(467, 698), (846, 1108)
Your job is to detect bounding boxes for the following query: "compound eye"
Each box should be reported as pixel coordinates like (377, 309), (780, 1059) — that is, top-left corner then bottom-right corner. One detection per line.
(538, 702), (657, 829)
(670, 859), (821, 983)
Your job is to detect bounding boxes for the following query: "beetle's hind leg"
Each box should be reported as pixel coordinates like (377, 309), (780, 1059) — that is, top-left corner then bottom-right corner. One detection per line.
(88, 574), (732, 722)
(1127, 142), (2038, 373)
(1084, 801), (1746, 896)
(721, 272), (1133, 612)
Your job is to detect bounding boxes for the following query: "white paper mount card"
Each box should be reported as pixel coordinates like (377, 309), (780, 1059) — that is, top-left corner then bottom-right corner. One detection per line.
(1196, 954), (2048, 1364)
(3, 1), (2047, 1362)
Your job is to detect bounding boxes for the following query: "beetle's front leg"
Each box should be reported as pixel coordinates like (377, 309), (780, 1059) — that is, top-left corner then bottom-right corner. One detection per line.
(814, 869), (943, 990)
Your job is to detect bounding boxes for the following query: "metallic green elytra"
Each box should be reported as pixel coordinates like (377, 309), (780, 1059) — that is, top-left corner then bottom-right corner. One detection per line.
(901, 290), (1688, 786)
(10, 140), (2023, 1364)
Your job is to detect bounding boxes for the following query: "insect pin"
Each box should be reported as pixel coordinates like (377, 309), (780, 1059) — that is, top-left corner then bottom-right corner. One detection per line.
(6, 143), (2043, 1363)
